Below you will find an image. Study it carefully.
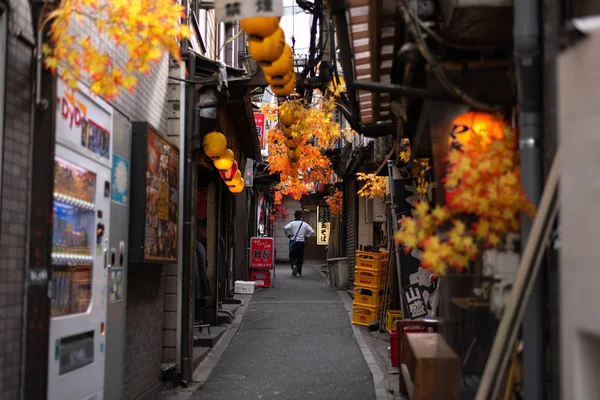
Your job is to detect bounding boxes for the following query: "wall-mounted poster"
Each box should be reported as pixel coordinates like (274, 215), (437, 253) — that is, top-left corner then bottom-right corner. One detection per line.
(129, 122), (179, 263)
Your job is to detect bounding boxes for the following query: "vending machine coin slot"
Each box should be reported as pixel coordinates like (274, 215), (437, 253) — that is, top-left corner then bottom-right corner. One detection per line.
(96, 223), (105, 244)
(111, 248), (116, 266)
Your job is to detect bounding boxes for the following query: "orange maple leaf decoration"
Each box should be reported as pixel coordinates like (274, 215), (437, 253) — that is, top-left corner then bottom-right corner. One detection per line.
(324, 189), (343, 216)
(395, 121), (535, 275)
(267, 93), (351, 202)
(41, 0), (190, 100)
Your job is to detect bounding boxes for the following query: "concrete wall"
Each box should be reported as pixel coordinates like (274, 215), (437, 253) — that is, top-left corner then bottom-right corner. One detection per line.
(559, 30), (600, 400)
(0, 1), (34, 398)
(274, 196), (301, 262)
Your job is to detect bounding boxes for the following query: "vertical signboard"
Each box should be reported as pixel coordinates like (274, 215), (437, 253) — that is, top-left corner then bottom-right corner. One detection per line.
(254, 113), (266, 148)
(250, 237), (274, 269)
(317, 206), (330, 246)
(215, 0), (283, 23)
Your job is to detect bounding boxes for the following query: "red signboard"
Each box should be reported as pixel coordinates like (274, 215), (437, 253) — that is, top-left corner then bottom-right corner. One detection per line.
(254, 113), (266, 148)
(250, 237), (274, 270)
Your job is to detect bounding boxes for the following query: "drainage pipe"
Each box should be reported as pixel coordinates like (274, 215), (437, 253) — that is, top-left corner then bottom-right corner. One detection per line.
(514, 1), (544, 399)
(180, 48), (196, 383)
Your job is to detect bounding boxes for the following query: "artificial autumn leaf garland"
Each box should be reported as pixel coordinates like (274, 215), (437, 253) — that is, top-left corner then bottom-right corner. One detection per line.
(395, 123), (535, 275)
(42, 0), (190, 99)
(267, 92), (350, 203)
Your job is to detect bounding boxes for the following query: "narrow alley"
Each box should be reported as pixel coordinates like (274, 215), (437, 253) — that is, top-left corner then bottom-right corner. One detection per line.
(190, 263), (376, 400)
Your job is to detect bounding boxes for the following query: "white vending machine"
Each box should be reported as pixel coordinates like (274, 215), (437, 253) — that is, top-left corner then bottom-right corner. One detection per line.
(48, 79), (113, 400)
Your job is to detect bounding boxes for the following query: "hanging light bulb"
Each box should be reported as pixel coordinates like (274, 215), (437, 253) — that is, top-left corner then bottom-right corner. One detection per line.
(240, 17), (281, 39)
(202, 132), (227, 159)
(213, 148), (235, 171)
(248, 27), (286, 66)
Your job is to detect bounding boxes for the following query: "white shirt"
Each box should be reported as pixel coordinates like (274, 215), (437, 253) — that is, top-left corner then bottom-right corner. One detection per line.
(284, 220), (315, 242)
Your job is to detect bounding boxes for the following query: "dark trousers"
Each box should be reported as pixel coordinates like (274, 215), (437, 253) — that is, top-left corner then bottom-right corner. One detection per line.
(290, 242), (305, 273)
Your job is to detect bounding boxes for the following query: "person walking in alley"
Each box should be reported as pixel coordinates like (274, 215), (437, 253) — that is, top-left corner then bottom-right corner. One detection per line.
(284, 209), (315, 277)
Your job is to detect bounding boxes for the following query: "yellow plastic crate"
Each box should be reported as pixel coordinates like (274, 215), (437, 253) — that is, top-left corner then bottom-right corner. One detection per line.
(385, 310), (403, 333)
(356, 250), (389, 272)
(353, 287), (385, 307)
(352, 305), (382, 327)
(354, 268), (389, 289)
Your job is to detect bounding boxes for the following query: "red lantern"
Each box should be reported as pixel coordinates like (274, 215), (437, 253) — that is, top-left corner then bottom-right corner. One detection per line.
(220, 161), (239, 181)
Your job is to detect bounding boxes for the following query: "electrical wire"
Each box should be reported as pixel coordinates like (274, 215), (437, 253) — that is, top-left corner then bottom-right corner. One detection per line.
(398, 0), (503, 112)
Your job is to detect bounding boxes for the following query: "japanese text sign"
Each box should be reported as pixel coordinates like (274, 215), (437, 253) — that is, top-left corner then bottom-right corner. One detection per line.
(403, 283), (428, 319)
(254, 113), (266, 148)
(250, 237), (274, 270)
(215, 0), (283, 23)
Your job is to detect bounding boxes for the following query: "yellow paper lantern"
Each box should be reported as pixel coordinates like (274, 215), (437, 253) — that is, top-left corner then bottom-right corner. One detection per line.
(271, 74), (296, 97)
(240, 17), (280, 39)
(261, 45), (294, 77)
(226, 170), (242, 187)
(265, 70), (294, 87)
(203, 131), (227, 159)
(286, 139), (298, 149)
(213, 148), (235, 171)
(288, 148), (301, 162)
(230, 178), (245, 194)
(282, 126), (294, 138)
(248, 27), (285, 66)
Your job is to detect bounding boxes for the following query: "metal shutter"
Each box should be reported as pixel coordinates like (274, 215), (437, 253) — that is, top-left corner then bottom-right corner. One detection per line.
(345, 180), (357, 288)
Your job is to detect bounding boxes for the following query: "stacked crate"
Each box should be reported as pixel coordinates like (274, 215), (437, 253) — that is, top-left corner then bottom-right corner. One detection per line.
(352, 250), (390, 326)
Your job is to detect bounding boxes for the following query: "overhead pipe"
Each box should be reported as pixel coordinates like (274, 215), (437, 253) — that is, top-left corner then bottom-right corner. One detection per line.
(514, 0), (544, 399)
(352, 80), (466, 103)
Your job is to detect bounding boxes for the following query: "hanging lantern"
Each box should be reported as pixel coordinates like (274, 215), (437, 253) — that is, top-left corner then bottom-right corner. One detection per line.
(226, 170), (242, 187)
(265, 69), (294, 87)
(448, 111), (506, 153)
(286, 139), (298, 149)
(288, 148), (301, 162)
(271, 74), (296, 97)
(261, 45), (294, 78)
(445, 112), (507, 206)
(282, 126), (294, 138)
(240, 17), (280, 39)
(203, 131), (227, 159)
(213, 148), (235, 171)
(230, 178), (245, 194)
(248, 27), (286, 66)
(220, 160), (239, 181)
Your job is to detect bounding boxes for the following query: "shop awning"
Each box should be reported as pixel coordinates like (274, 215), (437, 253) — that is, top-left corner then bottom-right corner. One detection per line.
(330, 0), (399, 126)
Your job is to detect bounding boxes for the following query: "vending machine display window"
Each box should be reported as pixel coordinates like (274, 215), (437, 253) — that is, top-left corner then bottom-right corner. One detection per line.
(51, 157), (96, 317)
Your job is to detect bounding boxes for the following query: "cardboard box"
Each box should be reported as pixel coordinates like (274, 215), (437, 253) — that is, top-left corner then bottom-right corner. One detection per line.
(400, 333), (461, 400)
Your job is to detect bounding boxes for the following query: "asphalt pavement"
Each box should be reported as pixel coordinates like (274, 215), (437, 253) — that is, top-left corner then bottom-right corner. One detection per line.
(190, 262), (376, 400)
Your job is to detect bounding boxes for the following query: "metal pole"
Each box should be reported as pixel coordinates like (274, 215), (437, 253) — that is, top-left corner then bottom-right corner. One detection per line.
(180, 49), (196, 383)
(514, 0), (544, 398)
